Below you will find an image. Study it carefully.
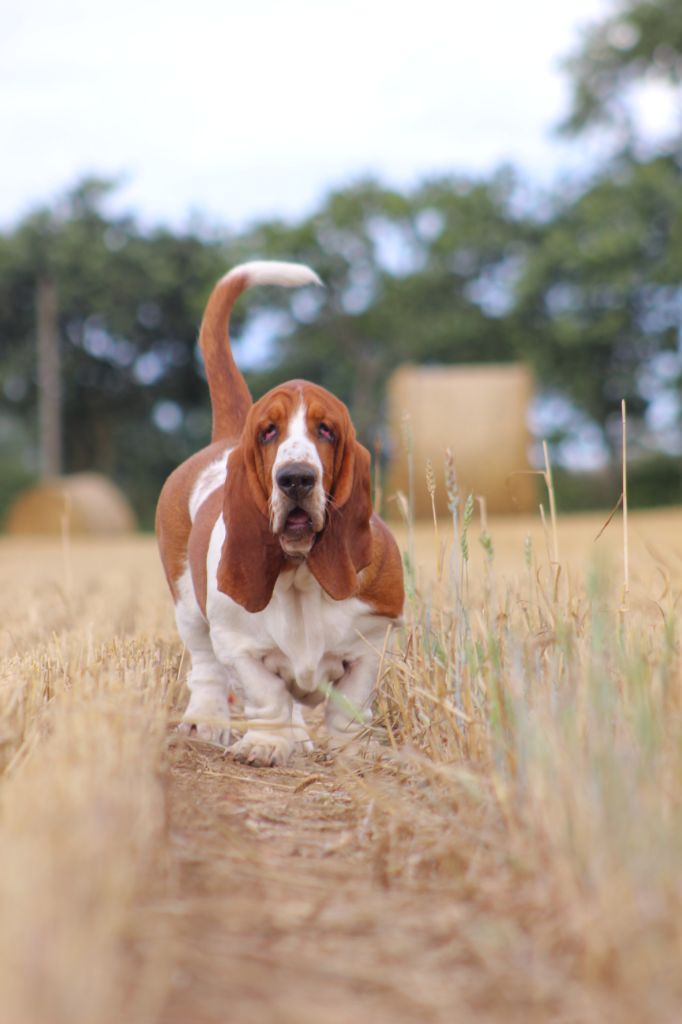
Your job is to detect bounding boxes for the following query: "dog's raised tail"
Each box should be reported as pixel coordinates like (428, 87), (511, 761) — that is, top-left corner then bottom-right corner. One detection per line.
(199, 261), (323, 443)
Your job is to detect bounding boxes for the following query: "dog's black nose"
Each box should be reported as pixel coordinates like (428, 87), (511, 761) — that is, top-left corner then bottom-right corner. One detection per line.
(276, 463), (316, 499)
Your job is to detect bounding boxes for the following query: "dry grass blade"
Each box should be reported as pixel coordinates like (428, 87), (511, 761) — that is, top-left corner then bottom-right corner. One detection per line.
(593, 492), (623, 541)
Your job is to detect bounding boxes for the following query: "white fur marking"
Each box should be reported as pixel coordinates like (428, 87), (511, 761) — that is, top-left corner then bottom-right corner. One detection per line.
(273, 403), (321, 472)
(270, 402), (325, 535)
(220, 261), (322, 291)
(189, 451), (230, 522)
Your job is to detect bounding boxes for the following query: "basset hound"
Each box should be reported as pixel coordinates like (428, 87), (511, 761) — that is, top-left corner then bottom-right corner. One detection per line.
(156, 262), (404, 766)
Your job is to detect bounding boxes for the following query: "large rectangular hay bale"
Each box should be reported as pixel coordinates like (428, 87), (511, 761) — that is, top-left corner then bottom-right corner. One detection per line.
(386, 363), (536, 517)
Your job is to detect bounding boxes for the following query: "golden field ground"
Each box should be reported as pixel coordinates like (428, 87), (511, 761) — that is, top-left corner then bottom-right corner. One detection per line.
(1, 506), (682, 1023)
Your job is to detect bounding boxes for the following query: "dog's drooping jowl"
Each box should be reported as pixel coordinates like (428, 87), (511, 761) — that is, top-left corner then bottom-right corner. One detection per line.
(156, 262), (404, 766)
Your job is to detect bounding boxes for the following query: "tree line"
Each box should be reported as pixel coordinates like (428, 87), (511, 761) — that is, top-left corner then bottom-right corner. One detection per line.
(1, 0), (681, 522)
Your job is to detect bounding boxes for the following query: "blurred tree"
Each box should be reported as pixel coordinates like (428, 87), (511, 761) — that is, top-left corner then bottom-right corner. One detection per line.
(0, 178), (230, 521)
(515, 155), (682, 455)
(560, 0), (682, 144)
(0, 174), (531, 520)
(514, 0), (682, 464)
(2, 149), (681, 523)
(240, 172), (532, 438)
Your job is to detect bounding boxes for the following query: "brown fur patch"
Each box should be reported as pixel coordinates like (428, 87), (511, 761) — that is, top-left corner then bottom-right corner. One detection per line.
(155, 441), (232, 599)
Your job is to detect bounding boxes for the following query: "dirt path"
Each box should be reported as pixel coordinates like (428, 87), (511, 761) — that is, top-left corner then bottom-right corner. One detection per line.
(160, 740), (573, 1024)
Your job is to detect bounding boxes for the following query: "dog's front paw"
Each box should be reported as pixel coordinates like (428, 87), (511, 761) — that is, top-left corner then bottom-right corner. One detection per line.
(231, 729), (308, 767)
(177, 695), (231, 747)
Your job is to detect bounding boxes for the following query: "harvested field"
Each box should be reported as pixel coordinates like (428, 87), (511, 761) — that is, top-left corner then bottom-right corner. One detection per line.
(1, 507), (682, 1023)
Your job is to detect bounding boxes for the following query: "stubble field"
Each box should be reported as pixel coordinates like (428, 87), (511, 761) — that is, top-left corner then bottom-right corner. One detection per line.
(1, 505), (682, 1023)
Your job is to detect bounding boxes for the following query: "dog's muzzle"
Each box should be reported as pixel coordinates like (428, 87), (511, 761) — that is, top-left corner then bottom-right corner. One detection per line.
(275, 462), (316, 503)
(273, 461), (325, 551)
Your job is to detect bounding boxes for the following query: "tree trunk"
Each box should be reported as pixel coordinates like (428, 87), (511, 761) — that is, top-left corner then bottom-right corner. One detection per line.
(37, 279), (62, 478)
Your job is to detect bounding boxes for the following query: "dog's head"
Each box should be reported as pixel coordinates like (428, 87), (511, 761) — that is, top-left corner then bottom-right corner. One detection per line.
(218, 381), (373, 612)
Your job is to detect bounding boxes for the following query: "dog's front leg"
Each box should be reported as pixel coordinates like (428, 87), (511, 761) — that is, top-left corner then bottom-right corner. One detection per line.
(325, 653), (378, 740)
(175, 596), (233, 746)
(230, 656), (311, 767)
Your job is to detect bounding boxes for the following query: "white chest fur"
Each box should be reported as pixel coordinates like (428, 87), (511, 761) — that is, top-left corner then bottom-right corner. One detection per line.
(205, 517), (389, 695)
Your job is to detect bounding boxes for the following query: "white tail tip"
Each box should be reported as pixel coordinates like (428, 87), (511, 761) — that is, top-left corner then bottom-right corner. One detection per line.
(222, 260), (323, 291)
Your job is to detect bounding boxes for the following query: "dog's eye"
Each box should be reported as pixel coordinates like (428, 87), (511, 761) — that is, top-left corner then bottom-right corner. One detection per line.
(318, 423), (336, 442)
(259, 424), (278, 444)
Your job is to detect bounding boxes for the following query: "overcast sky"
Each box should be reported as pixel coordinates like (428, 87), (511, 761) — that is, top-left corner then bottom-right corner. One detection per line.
(1, 0), (611, 230)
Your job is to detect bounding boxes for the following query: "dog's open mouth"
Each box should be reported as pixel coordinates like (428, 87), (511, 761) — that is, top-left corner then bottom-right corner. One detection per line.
(283, 507), (314, 536)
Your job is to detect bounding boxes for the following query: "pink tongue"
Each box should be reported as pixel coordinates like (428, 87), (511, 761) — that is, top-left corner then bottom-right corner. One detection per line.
(286, 509), (309, 527)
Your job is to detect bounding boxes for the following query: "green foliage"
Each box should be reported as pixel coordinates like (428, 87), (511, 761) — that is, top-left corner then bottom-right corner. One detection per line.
(515, 155), (682, 446)
(552, 468), (616, 513)
(560, 0), (682, 138)
(628, 452), (682, 507)
(0, 178), (230, 518)
(0, 462), (36, 527)
(553, 456), (682, 512)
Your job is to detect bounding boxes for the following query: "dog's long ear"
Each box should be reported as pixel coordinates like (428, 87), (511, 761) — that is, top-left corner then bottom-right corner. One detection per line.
(217, 446), (284, 613)
(308, 441), (373, 600)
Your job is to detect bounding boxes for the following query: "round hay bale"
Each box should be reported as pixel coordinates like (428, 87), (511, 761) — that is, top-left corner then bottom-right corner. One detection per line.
(5, 473), (137, 535)
(386, 363), (536, 518)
